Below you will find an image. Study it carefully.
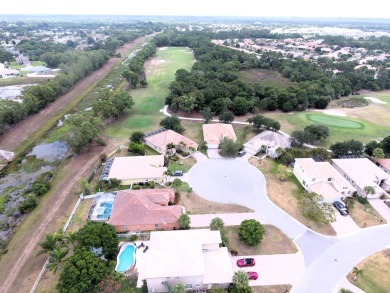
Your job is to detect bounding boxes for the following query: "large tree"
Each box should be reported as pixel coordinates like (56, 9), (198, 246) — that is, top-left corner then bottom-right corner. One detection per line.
(219, 111), (234, 123)
(291, 130), (316, 146)
(247, 115), (280, 131)
(178, 213), (191, 230)
(210, 217), (225, 231)
(76, 222), (118, 260)
(130, 131), (145, 144)
(201, 107), (214, 123)
(57, 248), (113, 293)
(122, 69), (139, 87)
(238, 219), (265, 246)
(297, 192), (335, 224)
(178, 95), (196, 114)
(159, 116), (184, 134)
(304, 124), (330, 141)
(330, 139), (364, 157)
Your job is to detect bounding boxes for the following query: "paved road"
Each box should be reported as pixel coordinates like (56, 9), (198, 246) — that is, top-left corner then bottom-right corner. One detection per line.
(186, 158), (390, 292)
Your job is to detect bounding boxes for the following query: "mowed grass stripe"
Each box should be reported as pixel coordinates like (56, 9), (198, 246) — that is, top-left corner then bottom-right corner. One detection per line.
(105, 47), (195, 138)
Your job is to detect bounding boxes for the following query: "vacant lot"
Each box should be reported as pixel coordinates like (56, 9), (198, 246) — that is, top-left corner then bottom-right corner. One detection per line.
(346, 249), (390, 293)
(239, 69), (293, 88)
(105, 47), (195, 139)
(250, 157), (336, 236)
(226, 225), (297, 255)
(177, 184), (252, 214)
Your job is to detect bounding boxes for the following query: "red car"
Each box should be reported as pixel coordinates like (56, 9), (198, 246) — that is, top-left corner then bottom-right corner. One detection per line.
(236, 258), (255, 267)
(247, 271), (258, 280)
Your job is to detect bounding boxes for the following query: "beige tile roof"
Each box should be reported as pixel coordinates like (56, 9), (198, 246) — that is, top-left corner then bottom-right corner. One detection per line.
(107, 189), (181, 227)
(144, 230), (226, 279)
(144, 129), (198, 154)
(202, 123), (237, 145)
(108, 155), (166, 181)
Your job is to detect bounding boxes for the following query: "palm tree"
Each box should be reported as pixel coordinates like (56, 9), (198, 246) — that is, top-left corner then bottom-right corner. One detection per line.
(339, 288), (354, 293)
(64, 231), (78, 248)
(37, 232), (64, 256)
(47, 247), (69, 274)
(352, 266), (363, 280)
(232, 271), (249, 290)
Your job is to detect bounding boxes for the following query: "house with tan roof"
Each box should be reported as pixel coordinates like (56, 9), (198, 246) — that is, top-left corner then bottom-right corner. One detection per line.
(332, 158), (390, 198)
(244, 130), (292, 158)
(374, 158), (390, 175)
(107, 188), (182, 233)
(144, 128), (198, 155)
(107, 155), (166, 185)
(143, 229), (234, 292)
(293, 158), (356, 202)
(202, 123), (237, 149)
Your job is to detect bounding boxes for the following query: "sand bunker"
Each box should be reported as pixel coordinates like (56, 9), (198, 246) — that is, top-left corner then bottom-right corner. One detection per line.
(319, 110), (347, 117)
(364, 97), (387, 104)
(158, 47), (168, 50)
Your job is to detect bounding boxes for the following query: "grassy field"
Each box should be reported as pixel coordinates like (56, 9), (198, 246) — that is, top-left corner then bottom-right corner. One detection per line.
(264, 111), (389, 147)
(238, 69), (293, 88)
(105, 47), (195, 139)
(347, 249), (390, 293)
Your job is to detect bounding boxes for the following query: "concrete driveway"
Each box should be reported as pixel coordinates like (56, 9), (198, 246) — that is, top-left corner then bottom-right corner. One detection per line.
(231, 253), (304, 286)
(369, 199), (390, 223)
(207, 148), (222, 159)
(331, 209), (361, 236)
(188, 159), (267, 208)
(192, 151), (208, 162)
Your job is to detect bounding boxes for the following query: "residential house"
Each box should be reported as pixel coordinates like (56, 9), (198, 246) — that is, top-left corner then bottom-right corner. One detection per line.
(15, 54), (29, 65)
(202, 123), (237, 149)
(0, 68), (19, 78)
(107, 188), (182, 233)
(144, 128), (198, 155)
(293, 158), (356, 202)
(374, 158), (390, 175)
(143, 229), (234, 292)
(107, 155), (167, 185)
(21, 66), (51, 75)
(243, 130), (292, 158)
(332, 158), (390, 198)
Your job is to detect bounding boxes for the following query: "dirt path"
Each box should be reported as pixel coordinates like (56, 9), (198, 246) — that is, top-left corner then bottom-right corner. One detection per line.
(0, 37), (148, 293)
(0, 36), (149, 153)
(0, 138), (124, 293)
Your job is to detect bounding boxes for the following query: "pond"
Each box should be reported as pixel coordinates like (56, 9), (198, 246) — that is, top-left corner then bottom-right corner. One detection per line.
(27, 141), (68, 162)
(0, 84), (36, 102)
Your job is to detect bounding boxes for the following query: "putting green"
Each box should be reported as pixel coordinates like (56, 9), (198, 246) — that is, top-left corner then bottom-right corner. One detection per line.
(306, 114), (364, 129)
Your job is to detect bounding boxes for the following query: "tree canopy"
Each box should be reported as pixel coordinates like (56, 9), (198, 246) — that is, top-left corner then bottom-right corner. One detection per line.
(159, 116), (184, 134)
(238, 219), (265, 246)
(297, 192), (335, 224)
(219, 137), (241, 158)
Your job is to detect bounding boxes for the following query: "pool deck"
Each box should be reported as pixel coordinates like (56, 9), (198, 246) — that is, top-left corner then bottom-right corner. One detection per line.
(135, 241), (150, 288)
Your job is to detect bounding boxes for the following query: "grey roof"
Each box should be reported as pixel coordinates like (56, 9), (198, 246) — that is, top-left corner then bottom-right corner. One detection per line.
(249, 130), (292, 149)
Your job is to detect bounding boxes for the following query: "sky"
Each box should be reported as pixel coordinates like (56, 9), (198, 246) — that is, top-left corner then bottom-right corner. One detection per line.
(1, 0), (390, 18)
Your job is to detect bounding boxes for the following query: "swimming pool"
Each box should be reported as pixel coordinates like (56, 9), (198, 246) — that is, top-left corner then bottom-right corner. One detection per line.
(115, 243), (136, 273)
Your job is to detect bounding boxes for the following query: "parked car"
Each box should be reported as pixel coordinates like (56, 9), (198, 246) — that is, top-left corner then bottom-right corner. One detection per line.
(238, 150), (246, 157)
(333, 201), (349, 216)
(247, 271), (258, 280)
(172, 170), (183, 176)
(237, 258), (255, 267)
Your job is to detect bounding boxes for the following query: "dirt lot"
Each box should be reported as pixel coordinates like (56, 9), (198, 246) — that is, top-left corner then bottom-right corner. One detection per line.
(0, 36), (146, 293)
(226, 225), (298, 255)
(0, 36), (150, 154)
(250, 157), (336, 236)
(178, 190), (253, 214)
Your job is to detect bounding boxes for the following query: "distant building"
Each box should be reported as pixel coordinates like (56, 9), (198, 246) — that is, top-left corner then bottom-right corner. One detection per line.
(107, 155), (166, 185)
(202, 123), (237, 149)
(0, 68), (19, 78)
(15, 55), (30, 65)
(244, 131), (292, 158)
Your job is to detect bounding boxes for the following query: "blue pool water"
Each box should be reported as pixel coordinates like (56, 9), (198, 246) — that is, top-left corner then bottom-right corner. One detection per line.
(116, 244), (136, 272)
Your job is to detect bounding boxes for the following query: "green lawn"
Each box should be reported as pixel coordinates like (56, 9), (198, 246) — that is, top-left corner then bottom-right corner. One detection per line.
(105, 47), (195, 139)
(264, 111), (389, 147)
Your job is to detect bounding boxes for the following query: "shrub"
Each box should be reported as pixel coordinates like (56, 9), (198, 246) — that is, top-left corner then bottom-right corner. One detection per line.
(18, 194), (37, 214)
(173, 191), (181, 204)
(130, 235), (138, 242)
(132, 185), (140, 190)
(128, 142), (145, 155)
(149, 181), (155, 189)
(238, 219), (265, 246)
(357, 196), (369, 204)
(99, 153), (107, 162)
